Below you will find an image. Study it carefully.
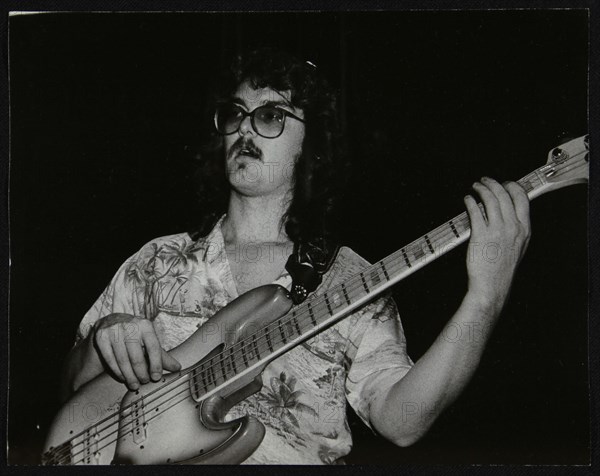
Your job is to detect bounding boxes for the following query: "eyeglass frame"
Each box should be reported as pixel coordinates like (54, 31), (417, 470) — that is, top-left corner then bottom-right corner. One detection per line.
(214, 102), (306, 139)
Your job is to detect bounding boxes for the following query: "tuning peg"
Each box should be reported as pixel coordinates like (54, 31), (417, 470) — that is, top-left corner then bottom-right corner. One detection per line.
(551, 147), (568, 163)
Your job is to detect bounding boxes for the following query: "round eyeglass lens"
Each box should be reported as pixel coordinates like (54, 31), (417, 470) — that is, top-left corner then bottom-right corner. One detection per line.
(253, 106), (285, 138)
(216, 104), (243, 135)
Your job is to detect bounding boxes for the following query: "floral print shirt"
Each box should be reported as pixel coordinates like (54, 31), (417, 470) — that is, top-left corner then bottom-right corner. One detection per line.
(76, 217), (414, 464)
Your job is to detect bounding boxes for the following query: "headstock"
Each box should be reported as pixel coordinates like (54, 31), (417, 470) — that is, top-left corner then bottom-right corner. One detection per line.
(539, 135), (589, 192)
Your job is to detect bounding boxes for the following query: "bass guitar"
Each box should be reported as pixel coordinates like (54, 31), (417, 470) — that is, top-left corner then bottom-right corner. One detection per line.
(42, 135), (589, 464)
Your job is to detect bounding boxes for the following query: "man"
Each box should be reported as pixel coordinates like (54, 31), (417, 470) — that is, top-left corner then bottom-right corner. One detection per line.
(60, 47), (531, 464)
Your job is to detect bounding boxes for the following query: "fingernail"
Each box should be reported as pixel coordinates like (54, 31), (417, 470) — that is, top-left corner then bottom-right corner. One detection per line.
(151, 372), (161, 380)
(130, 382), (140, 390)
(481, 176), (489, 182)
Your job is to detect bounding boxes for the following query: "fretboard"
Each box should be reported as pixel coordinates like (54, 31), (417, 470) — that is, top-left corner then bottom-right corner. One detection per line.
(44, 135), (590, 465)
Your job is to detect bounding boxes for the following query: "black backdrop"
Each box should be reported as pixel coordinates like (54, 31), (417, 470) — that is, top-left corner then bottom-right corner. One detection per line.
(8, 11), (589, 464)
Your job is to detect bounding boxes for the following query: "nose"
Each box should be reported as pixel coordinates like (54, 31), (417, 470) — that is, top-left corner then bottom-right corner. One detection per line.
(238, 115), (255, 136)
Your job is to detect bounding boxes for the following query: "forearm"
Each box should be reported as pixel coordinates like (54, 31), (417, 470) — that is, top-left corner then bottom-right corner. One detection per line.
(59, 331), (105, 402)
(370, 289), (505, 447)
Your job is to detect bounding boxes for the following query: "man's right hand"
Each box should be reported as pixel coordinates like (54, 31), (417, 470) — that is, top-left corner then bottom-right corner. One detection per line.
(93, 313), (181, 390)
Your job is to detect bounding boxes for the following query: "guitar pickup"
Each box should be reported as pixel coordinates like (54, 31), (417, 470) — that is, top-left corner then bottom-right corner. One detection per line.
(131, 396), (147, 445)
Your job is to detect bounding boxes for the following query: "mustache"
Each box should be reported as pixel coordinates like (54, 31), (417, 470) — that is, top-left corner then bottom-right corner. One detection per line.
(228, 138), (263, 161)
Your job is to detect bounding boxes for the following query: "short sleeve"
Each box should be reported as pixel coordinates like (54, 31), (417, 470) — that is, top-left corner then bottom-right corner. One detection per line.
(73, 234), (187, 344)
(345, 294), (414, 430)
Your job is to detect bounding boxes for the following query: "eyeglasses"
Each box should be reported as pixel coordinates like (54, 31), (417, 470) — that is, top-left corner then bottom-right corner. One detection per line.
(214, 103), (305, 139)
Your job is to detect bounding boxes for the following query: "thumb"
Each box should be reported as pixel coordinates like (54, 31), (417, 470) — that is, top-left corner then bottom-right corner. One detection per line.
(161, 350), (182, 372)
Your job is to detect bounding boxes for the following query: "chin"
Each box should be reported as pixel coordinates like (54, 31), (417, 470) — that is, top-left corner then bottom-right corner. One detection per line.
(226, 170), (260, 195)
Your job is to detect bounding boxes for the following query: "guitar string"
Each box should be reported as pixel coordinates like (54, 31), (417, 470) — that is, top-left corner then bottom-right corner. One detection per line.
(63, 153), (588, 464)
(51, 155), (588, 463)
(55, 156), (589, 464)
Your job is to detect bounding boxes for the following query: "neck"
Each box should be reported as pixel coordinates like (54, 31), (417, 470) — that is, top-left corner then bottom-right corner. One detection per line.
(223, 191), (292, 244)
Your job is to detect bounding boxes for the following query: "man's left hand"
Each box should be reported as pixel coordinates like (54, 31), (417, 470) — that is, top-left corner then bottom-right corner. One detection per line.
(463, 177), (531, 313)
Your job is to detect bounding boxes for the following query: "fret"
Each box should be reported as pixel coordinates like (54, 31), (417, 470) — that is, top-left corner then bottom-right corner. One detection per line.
(252, 335), (262, 360)
(402, 248), (411, 267)
(424, 234), (435, 254)
(229, 347), (237, 374)
(380, 261), (390, 280)
(264, 327), (274, 352)
(324, 294), (333, 314)
(307, 302), (317, 327)
(241, 342), (250, 367)
(292, 310), (304, 333)
(456, 215), (470, 232)
(360, 272), (370, 293)
(449, 220), (460, 238)
(312, 299), (331, 324)
(219, 355), (228, 381)
(285, 315), (297, 338)
(199, 367), (208, 390)
(278, 319), (288, 344)
(520, 179), (534, 193)
(370, 267), (382, 286)
(460, 217), (470, 233)
(413, 244), (425, 260)
(327, 291), (341, 309)
(341, 283), (351, 304)
(223, 354), (232, 373)
(207, 364), (217, 387)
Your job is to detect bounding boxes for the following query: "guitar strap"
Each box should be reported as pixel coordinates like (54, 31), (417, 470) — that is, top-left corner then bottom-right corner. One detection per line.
(189, 214), (340, 305)
(285, 238), (340, 305)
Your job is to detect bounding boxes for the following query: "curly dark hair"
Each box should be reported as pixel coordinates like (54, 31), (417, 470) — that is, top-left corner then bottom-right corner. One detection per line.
(188, 47), (347, 247)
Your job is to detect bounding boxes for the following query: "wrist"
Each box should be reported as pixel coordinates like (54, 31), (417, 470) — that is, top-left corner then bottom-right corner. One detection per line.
(463, 285), (507, 320)
(76, 330), (105, 383)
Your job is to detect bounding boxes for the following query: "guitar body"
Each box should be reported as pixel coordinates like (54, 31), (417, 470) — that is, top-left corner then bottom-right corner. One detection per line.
(43, 285), (293, 465)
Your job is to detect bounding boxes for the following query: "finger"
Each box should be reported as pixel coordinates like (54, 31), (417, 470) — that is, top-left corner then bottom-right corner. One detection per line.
(125, 339), (150, 384)
(94, 332), (125, 382)
(481, 177), (514, 221)
(161, 350), (182, 373)
(141, 328), (164, 381)
(112, 337), (140, 390)
(505, 181), (531, 229)
(472, 180), (502, 225)
(464, 194), (486, 231)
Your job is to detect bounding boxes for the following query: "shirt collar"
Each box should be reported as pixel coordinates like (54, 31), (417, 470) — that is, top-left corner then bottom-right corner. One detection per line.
(194, 214), (227, 266)
(195, 214), (293, 294)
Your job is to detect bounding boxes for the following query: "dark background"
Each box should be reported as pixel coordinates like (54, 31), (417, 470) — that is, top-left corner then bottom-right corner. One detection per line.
(8, 11), (589, 464)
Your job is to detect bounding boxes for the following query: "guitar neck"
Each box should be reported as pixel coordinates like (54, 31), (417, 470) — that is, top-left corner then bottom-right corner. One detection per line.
(42, 135), (588, 466)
